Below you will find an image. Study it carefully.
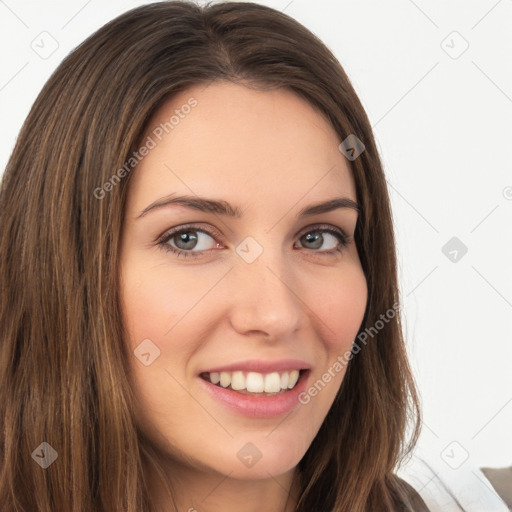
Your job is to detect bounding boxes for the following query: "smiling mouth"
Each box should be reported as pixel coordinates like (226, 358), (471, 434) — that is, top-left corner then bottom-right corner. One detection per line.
(199, 369), (307, 396)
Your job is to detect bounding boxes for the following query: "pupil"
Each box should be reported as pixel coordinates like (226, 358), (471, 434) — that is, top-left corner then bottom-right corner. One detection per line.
(304, 231), (322, 249)
(177, 231), (198, 249)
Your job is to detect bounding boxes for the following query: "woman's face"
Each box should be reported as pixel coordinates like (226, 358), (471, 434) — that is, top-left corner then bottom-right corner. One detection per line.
(119, 81), (367, 481)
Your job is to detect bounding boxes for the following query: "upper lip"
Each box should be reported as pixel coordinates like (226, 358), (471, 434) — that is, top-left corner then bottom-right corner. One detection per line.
(199, 359), (312, 374)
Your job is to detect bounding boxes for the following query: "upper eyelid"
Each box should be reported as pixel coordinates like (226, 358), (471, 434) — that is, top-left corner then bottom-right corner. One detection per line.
(157, 222), (350, 246)
(156, 223), (222, 244)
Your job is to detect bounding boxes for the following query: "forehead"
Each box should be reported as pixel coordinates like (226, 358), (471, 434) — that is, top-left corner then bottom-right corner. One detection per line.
(129, 81), (356, 210)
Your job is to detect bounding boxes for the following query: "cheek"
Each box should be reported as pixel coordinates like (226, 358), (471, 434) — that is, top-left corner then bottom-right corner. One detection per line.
(121, 251), (368, 359)
(121, 256), (212, 349)
(310, 263), (368, 351)
(120, 259), (213, 444)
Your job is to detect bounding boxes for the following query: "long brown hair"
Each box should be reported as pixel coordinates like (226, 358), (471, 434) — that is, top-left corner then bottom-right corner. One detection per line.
(0, 2), (423, 510)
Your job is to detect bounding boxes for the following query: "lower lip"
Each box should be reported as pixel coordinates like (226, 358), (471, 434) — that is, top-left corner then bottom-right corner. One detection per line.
(198, 371), (311, 419)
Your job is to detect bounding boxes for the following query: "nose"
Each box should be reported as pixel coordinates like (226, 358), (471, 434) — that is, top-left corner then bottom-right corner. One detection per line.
(226, 249), (304, 342)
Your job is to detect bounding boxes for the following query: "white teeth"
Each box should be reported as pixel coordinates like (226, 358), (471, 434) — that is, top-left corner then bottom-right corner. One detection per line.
(219, 372), (231, 388)
(204, 369), (304, 393)
(231, 371), (245, 390)
(246, 372), (264, 393)
(288, 370), (299, 389)
(264, 372), (281, 393)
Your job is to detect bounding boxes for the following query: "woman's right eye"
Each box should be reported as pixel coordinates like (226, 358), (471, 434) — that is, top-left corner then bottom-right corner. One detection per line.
(157, 226), (222, 258)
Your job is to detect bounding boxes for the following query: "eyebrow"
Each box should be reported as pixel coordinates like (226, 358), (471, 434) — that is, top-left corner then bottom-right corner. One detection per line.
(136, 194), (359, 219)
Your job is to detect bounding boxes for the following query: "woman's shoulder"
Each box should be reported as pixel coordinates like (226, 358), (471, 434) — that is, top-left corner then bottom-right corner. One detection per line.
(395, 476), (431, 511)
(397, 454), (511, 512)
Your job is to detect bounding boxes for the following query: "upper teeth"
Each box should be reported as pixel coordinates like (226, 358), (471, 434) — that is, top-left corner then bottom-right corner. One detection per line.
(206, 370), (300, 393)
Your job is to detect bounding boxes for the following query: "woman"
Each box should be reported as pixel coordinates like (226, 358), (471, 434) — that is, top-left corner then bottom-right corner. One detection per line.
(0, 2), (429, 511)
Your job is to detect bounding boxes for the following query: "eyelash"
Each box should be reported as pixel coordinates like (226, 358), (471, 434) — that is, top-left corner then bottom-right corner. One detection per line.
(156, 223), (350, 259)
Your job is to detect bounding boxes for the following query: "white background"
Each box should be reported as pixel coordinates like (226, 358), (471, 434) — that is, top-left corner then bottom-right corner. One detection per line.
(1, 0), (511, 475)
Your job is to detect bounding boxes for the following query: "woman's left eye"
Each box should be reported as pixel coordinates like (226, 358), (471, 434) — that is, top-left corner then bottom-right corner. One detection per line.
(296, 227), (349, 254)
(156, 224), (350, 259)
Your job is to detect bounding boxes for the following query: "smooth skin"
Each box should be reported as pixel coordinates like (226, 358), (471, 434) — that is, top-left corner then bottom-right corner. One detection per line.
(119, 81), (368, 512)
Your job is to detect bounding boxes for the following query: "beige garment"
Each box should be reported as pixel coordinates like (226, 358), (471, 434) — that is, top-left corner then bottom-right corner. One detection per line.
(481, 466), (512, 510)
(399, 454), (510, 511)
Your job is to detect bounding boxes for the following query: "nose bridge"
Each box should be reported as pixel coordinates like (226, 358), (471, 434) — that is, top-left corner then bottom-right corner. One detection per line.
(227, 240), (303, 338)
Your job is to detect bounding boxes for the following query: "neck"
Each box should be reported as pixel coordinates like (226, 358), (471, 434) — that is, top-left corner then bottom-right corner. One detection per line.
(145, 456), (301, 512)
